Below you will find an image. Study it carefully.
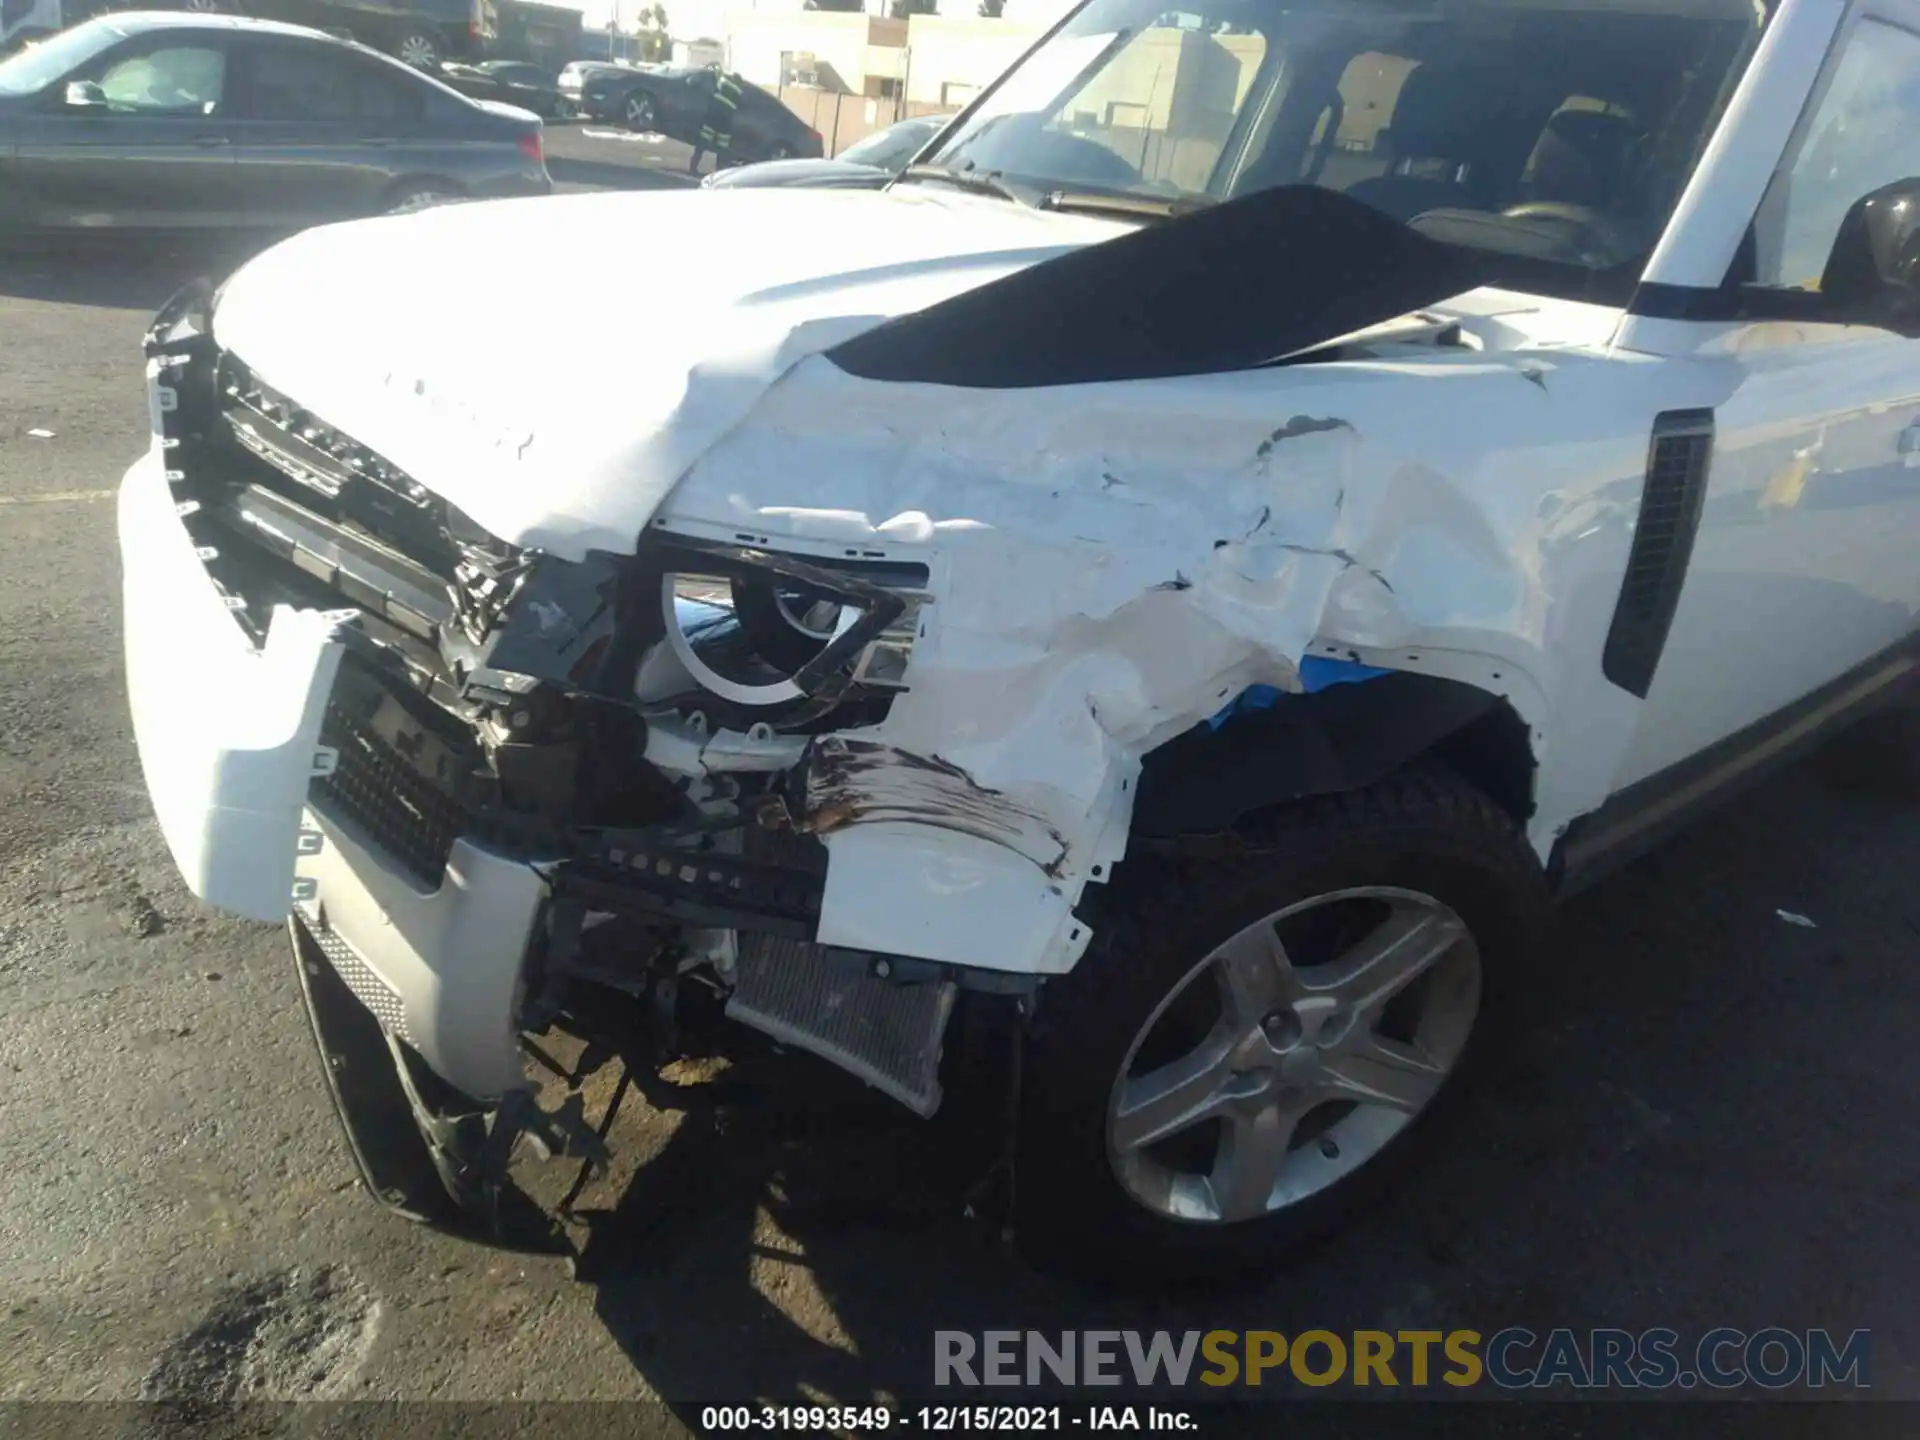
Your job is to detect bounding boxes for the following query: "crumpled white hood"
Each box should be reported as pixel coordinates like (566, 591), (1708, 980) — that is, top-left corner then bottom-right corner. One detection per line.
(211, 186), (1128, 557)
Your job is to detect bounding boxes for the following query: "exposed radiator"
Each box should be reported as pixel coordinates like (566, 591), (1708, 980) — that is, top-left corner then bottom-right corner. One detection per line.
(726, 934), (955, 1117)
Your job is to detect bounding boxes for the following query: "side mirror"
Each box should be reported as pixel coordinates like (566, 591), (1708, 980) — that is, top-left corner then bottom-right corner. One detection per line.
(1820, 178), (1920, 330)
(63, 80), (108, 109)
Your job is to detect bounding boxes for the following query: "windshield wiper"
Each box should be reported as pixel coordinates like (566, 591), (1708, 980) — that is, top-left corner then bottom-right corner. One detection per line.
(896, 163), (1024, 204)
(1037, 189), (1217, 221)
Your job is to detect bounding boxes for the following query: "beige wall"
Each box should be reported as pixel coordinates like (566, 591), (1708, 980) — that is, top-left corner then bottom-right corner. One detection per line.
(900, 16), (1044, 107)
(724, 11), (876, 94)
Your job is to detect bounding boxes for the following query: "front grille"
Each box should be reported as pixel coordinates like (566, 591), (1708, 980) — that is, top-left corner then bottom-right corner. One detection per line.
(214, 350), (456, 579)
(313, 666), (475, 890)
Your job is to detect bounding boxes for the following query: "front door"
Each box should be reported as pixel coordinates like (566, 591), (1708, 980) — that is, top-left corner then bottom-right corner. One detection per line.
(1613, 1), (1920, 786)
(226, 38), (424, 226)
(11, 35), (239, 228)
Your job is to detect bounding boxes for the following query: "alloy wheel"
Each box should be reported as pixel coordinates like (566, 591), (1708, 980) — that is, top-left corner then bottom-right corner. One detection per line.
(396, 33), (439, 68)
(1107, 886), (1481, 1224)
(626, 94), (654, 129)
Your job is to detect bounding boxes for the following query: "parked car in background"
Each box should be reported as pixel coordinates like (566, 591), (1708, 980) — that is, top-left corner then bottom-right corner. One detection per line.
(701, 113), (944, 190)
(437, 57), (568, 118)
(0, 13), (549, 234)
(555, 56), (624, 113)
(577, 61), (822, 162)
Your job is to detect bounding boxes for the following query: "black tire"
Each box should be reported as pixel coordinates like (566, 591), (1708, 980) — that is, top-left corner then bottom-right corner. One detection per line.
(1014, 767), (1548, 1288)
(1813, 693), (1920, 801)
(623, 90), (657, 132)
(768, 140), (795, 160)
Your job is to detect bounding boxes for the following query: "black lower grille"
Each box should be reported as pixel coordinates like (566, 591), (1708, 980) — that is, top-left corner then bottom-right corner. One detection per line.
(312, 668), (474, 889)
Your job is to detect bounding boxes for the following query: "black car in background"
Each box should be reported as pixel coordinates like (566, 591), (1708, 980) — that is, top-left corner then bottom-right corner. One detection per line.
(575, 62), (822, 162)
(701, 113), (945, 190)
(0, 12), (550, 233)
(437, 57), (566, 118)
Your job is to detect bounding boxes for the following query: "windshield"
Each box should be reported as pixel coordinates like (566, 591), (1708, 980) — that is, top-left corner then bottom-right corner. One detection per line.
(840, 118), (943, 171)
(919, 0), (1768, 298)
(0, 16), (123, 96)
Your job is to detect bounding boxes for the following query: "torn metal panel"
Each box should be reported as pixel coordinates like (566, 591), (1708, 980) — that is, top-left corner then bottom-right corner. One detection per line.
(655, 306), (1741, 973)
(802, 736), (1071, 878)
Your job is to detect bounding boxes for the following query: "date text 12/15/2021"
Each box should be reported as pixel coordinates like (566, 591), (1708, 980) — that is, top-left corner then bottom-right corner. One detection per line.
(699, 1407), (1200, 1431)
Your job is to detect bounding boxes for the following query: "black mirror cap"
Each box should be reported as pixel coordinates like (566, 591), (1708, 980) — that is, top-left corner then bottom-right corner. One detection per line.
(1821, 178), (1920, 325)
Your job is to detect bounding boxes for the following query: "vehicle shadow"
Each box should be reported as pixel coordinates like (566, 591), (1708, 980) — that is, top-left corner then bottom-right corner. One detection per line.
(546, 156), (699, 191)
(565, 751), (1920, 1413)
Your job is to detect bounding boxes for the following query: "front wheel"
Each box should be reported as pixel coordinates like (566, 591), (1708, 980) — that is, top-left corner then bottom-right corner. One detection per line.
(624, 92), (656, 132)
(768, 140), (795, 160)
(1014, 769), (1547, 1285)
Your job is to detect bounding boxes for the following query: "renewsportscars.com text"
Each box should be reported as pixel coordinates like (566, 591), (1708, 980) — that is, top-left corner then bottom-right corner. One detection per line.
(933, 1328), (1871, 1391)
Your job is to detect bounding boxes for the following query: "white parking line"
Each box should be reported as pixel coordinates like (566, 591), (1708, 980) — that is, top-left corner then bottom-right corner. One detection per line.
(0, 489), (115, 505)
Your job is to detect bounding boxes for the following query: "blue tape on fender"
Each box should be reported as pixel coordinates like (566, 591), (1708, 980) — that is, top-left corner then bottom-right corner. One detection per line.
(1206, 658), (1392, 730)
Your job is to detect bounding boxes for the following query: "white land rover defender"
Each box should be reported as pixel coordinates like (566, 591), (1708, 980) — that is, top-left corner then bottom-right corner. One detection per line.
(119, 0), (1920, 1280)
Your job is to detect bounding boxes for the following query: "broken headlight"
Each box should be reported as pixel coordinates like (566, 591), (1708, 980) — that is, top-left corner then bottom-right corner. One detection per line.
(443, 535), (927, 732)
(641, 543), (928, 726)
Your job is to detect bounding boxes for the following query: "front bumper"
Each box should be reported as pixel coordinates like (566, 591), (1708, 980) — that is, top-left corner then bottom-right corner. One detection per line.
(118, 444), (346, 924)
(118, 307), (546, 1104)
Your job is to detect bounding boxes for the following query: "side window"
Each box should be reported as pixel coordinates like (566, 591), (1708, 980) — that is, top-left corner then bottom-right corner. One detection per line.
(354, 60), (422, 122)
(1749, 18), (1920, 290)
(248, 45), (422, 122)
(248, 45), (357, 120)
(96, 45), (226, 116)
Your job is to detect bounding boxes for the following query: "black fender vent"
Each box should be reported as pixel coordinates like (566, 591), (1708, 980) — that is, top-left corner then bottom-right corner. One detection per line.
(1603, 408), (1715, 698)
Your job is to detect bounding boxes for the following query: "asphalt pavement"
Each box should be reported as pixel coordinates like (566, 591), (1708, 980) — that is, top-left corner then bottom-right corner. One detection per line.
(1, 128), (1918, 1419)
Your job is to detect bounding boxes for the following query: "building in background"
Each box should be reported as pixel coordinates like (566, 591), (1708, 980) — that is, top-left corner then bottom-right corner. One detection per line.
(672, 36), (725, 66)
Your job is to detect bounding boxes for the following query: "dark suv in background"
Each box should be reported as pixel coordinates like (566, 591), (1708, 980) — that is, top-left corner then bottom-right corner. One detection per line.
(573, 62), (822, 161)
